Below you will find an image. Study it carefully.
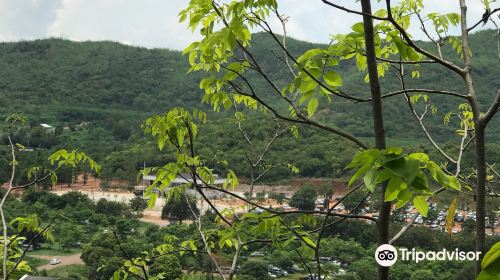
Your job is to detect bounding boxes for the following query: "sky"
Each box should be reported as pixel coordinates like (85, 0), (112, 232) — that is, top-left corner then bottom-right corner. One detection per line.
(0, 0), (495, 50)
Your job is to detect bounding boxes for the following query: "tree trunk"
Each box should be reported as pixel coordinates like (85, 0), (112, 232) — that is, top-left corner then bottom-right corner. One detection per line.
(474, 123), (486, 274)
(458, 1), (486, 274)
(360, 1), (390, 280)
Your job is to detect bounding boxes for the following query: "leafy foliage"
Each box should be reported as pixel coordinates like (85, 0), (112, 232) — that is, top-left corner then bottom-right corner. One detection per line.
(161, 195), (199, 224)
(289, 185), (318, 211)
(346, 148), (460, 216)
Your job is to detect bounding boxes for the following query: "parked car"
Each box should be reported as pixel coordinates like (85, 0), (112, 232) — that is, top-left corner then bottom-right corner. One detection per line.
(268, 265), (288, 277)
(250, 251), (264, 257)
(287, 264), (303, 273)
(50, 258), (61, 265)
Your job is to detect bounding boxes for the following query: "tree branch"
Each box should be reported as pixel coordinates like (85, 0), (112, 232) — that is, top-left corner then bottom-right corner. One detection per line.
(481, 89), (500, 125)
(321, 0), (387, 20)
(468, 8), (500, 32)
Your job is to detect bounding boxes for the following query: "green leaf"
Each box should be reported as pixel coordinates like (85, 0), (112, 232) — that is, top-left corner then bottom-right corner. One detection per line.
(477, 258), (500, 280)
(298, 79), (317, 94)
(385, 177), (404, 202)
(386, 147), (403, 155)
(302, 236), (317, 249)
(481, 242), (500, 270)
(448, 176), (461, 191)
(402, 159), (420, 184)
(395, 190), (411, 209)
(307, 98), (319, 117)
(436, 169), (450, 187)
(383, 157), (406, 176)
(384, 157), (419, 184)
(363, 167), (378, 192)
(348, 164), (371, 187)
(323, 71), (342, 87)
(352, 22), (364, 33)
(408, 152), (429, 162)
(375, 169), (392, 184)
(410, 173), (429, 191)
(297, 48), (322, 64)
(413, 196), (428, 217)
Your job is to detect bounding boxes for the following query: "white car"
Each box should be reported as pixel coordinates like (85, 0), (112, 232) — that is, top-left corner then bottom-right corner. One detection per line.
(49, 258), (61, 265)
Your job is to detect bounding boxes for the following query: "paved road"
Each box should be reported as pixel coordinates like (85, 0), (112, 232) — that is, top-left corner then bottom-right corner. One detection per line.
(36, 253), (83, 270)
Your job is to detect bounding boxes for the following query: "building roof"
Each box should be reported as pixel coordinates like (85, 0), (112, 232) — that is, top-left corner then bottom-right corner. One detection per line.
(143, 173), (225, 185)
(40, 124), (53, 128)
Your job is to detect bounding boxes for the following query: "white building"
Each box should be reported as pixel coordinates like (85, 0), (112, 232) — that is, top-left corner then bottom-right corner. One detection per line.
(138, 173), (226, 199)
(40, 124), (55, 135)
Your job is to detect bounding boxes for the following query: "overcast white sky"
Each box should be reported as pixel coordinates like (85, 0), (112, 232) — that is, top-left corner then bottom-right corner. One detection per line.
(0, 0), (495, 50)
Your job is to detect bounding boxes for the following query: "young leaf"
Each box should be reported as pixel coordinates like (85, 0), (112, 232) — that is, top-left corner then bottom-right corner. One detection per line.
(348, 164), (371, 187)
(351, 22), (364, 33)
(323, 71), (342, 87)
(445, 198), (458, 235)
(363, 167), (378, 192)
(385, 177), (403, 202)
(396, 190), (411, 209)
(413, 196), (428, 217)
(481, 242), (500, 270)
(307, 98), (319, 117)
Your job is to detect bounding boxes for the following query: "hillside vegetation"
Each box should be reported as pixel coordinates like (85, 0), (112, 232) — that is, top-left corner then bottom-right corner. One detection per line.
(0, 30), (499, 184)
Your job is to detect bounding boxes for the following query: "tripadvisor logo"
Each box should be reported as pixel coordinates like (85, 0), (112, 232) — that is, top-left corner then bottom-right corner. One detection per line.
(375, 244), (481, 267)
(375, 244), (398, 267)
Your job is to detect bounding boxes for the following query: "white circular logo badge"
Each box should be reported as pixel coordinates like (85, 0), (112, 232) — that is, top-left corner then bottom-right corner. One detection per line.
(375, 244), (398, 267)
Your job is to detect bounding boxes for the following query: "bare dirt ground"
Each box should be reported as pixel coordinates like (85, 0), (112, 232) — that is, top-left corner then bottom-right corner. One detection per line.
(35, 176), (499, 234)
(141, 215), (171, 226)
(36, 253), (83, 271)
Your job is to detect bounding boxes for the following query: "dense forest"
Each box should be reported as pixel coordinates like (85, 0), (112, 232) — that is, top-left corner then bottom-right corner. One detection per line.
(0, 30), (499, 185)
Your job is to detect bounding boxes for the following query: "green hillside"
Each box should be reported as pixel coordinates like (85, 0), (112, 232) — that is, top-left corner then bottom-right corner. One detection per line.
(0, 30), (498, 184)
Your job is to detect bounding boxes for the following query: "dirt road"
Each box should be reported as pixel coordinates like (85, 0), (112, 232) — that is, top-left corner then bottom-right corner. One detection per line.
(36, 253), (84, 270)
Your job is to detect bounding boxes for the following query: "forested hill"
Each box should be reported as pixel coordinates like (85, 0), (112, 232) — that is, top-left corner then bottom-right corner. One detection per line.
(0, 30), (499, 138)
(0, 30), (499, 183)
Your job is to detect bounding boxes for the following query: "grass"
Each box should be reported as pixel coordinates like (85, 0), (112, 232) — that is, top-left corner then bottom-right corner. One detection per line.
(25, 256), (49, 268)
(29, 246), (81, 257)
(137, 220), (154, 233)
(36, 264), (89, 280)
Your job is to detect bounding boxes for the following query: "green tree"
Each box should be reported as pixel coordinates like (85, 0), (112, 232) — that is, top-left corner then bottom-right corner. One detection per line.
(349, 258), (378, 280)
(289, 185), (317, 211)
(161, 195), (199, 224)
(318, 183), (334, 208)
(410, 269), (435, 280)
(53, 222), (83, 250)
(129, 196), (148, 217)
(60, 191), (93, 207)
(95, 199), (128, 217)
(256, 191), (266, 202)
(148, 255), (182, 279)
(270, 249), (295, 271)
(238, 259), (269, 280)
(462, 218), (476, 234)
(337, 272), (361, 280)
(81, 233), (123, 279)
(320, 238), (366, 263)
(269, 192), (286, 205)
(342, 189), (368, 214)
